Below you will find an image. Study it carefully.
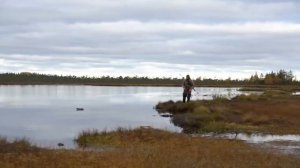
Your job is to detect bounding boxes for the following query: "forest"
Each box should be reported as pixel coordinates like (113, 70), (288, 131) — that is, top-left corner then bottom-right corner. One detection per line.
(0, 70), (298, 86)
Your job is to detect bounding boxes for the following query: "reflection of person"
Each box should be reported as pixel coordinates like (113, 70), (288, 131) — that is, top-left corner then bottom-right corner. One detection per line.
(182, 75), (194, 103)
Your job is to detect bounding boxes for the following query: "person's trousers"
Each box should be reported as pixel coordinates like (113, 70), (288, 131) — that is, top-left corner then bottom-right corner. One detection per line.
(183, 92), (191, 103)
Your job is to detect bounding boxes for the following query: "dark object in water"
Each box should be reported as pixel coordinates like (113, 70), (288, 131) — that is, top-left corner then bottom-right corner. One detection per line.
(57, 143), (64, 147)
(76, 108), (84, 111)
(160, 113), (173, 117)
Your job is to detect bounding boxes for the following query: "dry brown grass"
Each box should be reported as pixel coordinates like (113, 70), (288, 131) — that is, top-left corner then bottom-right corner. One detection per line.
(230, 96), (300, 134)
(1, 128), (299, 168)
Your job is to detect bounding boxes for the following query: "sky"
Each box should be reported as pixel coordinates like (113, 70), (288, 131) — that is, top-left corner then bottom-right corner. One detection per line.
(1, 0), (300, 79)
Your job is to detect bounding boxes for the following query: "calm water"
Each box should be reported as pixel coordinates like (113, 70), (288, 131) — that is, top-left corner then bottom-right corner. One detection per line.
(0, 85), (242, 148)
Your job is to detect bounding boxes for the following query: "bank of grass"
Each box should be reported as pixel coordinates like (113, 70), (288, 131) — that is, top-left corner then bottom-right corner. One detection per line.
(156, 90), (300, 134)
(1, 128), (299, 168)
(238, 85), (300, 92)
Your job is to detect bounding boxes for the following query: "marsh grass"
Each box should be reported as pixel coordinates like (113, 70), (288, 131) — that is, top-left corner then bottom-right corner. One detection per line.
(75, 127), (177, 148)
(73, 127), (299, 168)
(0, 137), (40, 154)
(212, 94), (228, 101)
(0, 128), (299, 167)
(156, 89), (300, 134)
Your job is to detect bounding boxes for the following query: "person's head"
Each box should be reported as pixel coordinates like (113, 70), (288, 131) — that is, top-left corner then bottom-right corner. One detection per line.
(186, 75), (190, 80)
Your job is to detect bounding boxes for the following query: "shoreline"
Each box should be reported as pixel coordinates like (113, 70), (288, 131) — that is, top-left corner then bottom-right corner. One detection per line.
(0, 83), (299, 88)
(1, 128), (299, 167)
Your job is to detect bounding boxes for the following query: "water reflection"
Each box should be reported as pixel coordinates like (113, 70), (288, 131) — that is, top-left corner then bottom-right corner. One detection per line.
(0, 85), (242, 148)
(293, 92), (300, 96)
(200, 133), (300, 143)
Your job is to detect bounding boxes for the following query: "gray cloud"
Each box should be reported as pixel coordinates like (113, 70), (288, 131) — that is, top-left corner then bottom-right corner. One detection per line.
(1, 0), (299, 24)
(1, 0), (300, 78)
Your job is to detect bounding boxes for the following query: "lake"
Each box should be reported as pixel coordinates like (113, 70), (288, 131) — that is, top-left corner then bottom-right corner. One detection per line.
(0, 85), (243, 148)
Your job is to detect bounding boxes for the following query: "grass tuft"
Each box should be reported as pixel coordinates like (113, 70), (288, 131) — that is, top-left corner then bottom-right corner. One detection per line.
(0, 137), (40, 154)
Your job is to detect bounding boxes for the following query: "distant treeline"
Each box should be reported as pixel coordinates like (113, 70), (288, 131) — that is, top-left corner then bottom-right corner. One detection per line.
(0, 70), (298, 86)
(249, 70), (296, 85)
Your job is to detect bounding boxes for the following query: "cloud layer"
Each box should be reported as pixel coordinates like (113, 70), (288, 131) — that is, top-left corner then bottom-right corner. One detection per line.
(1, 0), (300, 79)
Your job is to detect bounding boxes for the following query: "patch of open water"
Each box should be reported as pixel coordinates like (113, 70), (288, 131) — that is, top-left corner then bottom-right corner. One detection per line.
(197, 133), (300, 158)
(0, 85), (245, 148)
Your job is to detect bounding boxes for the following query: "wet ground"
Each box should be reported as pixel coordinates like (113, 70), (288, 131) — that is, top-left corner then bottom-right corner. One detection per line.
(195, 133), (300, 158)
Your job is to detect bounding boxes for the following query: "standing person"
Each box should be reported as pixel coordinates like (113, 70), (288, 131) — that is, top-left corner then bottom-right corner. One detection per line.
(182, 75), (194, 103)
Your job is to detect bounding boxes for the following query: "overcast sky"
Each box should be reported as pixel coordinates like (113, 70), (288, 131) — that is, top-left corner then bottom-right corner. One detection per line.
(1, 0), (300, 79)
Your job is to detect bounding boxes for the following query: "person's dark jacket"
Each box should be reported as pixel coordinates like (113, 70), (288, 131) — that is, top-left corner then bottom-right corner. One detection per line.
(183, 79), (194, 94)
